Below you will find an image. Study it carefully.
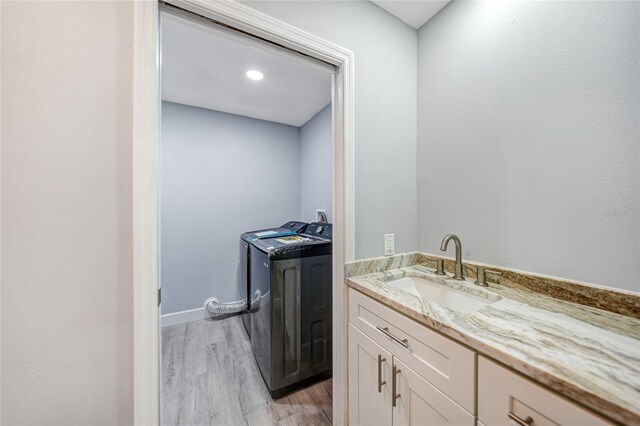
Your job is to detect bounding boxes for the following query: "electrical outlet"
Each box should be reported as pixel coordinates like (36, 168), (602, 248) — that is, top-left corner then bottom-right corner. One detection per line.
(384, 234), (395, 256)
(316, 209), (327, 222)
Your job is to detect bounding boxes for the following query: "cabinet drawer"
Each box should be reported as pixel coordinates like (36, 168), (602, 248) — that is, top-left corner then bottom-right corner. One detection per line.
(349, 289), (476, 413)
(393, 357), (475, 426)
(478, 356), (613, 426)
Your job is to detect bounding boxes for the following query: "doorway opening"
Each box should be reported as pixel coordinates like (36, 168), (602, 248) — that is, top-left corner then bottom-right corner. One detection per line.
(158, 5), (338, 424)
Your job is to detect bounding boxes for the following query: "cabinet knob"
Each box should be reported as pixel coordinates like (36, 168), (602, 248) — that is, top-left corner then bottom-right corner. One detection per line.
(392, 365), (401, 407)
(377, 354), (386, 393)
(376, 326), (409, 348)
(508, 412), (534, 426)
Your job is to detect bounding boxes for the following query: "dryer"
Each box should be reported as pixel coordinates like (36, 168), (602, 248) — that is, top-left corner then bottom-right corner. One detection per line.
(249, 223), (332, 397)
(238, 221), (307, 336)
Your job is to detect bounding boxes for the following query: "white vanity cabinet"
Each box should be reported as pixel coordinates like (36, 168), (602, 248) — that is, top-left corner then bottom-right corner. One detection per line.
(348, 289), (476, 426)
(348, 289), (616, 426)
(478, 356), (613, 426)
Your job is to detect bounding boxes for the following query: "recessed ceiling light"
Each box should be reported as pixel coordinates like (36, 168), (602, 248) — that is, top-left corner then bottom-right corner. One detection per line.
(246, 70), (264, 81)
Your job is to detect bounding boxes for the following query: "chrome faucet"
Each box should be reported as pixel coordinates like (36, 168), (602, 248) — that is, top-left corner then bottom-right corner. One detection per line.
(440, 234), (464, 280)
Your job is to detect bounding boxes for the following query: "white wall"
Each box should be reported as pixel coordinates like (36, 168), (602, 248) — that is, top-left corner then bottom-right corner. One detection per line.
(161, 102), (302, 313)
(1, 1), (134, 424)
(244, 0), (419, 259)
(417, 1), (640, 292)
(300, 104), (333, 223)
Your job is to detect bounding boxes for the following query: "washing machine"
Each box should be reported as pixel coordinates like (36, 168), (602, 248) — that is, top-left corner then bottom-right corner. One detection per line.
(249, 222), (332, 398)
(239, 221), (308, 336)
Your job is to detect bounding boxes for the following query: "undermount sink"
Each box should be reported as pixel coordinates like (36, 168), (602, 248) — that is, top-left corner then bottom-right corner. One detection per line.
(386, 275), (499, 313)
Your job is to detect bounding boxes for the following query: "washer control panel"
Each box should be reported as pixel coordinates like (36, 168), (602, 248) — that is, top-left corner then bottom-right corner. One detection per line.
(304, 222), (332, 240)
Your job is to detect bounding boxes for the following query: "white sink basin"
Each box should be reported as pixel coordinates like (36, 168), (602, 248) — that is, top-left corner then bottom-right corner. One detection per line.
(386, 275), (498, 313)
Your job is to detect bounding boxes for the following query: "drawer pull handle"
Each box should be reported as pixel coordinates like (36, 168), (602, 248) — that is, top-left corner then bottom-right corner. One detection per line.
(392, 365), (401, 407)
(376, 326), (409, 348)
(377, 354), (386, 393)
(508, 412), (534, 426)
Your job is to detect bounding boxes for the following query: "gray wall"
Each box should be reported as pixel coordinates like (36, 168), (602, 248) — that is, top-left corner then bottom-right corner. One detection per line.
(1, 1), (134, 423)
(417, 1), (640, 292)
(244, 1), (419, 259)
(300, 104), (333, 223)
(161, 102), (302, 313)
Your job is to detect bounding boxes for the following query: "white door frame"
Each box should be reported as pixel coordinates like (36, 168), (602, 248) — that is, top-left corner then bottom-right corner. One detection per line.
(133, 1), (355, 424)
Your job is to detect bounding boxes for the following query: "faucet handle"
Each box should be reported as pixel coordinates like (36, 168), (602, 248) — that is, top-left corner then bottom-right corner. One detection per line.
(475, 266), (502, 287)
(435, 258), (446, 275)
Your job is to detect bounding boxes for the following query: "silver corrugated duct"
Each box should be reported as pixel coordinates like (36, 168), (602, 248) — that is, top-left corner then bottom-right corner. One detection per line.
(204, 290), (261, 317)
(204, 297), (246, 316)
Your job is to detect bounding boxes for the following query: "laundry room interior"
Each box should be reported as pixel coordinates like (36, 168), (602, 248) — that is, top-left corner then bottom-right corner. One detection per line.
(2, 0), (639, 424)
(159, 10), (335, 425)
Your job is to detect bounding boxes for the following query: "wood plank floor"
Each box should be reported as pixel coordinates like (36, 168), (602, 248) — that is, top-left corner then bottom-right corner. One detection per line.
(162, 316), (333, 426)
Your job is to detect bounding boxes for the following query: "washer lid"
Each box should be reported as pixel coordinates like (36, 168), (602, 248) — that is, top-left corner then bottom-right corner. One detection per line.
(252, 235), (332, 259)
(241, 227), (296, 243)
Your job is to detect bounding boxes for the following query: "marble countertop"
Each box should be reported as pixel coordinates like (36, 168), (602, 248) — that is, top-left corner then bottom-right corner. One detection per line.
(346, 264), (640, 425)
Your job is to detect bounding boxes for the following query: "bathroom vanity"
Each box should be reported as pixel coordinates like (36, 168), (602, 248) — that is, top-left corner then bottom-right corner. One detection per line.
(346, 253), (640, 426)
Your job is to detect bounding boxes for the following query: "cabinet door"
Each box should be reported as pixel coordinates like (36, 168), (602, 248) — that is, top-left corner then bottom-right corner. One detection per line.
(392, 358), (475, 426)
(348, 324), (393, 426)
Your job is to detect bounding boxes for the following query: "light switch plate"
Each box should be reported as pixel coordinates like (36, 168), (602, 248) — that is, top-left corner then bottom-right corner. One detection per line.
(316, 209), (327, 222)
(384, 234), (395, 256)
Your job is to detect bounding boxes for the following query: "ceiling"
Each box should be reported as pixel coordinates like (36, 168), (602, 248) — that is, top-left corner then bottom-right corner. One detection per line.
(371, 1), (451, 29)
(161, 14), (332, 127)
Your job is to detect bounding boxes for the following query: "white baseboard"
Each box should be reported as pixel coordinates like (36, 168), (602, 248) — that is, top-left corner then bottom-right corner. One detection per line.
(161, 307), (208, 327)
